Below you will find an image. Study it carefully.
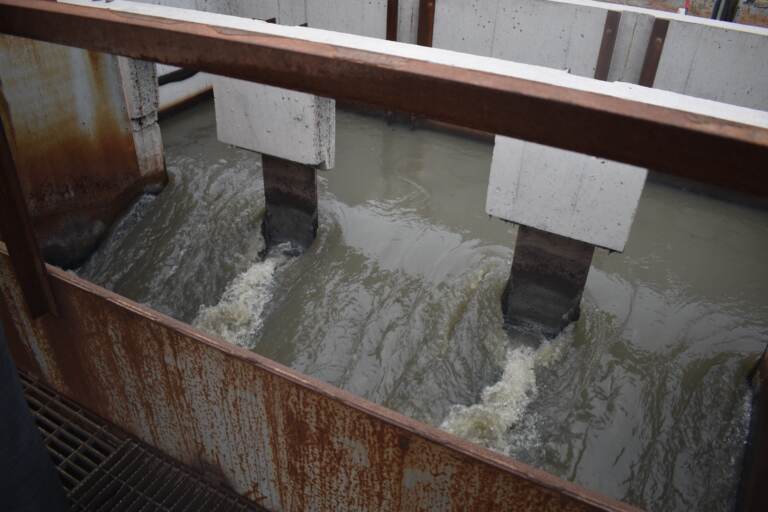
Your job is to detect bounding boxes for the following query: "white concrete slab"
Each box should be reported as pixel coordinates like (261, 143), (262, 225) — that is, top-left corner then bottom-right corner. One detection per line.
(306, 0), (387, 38)
(486, 136), (647, 252)
(213, 78), (335, 168)
(655, 20), (768, 111)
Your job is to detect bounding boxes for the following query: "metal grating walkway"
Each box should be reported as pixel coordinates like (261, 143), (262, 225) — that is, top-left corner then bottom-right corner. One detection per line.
(20, 372), (265, 512)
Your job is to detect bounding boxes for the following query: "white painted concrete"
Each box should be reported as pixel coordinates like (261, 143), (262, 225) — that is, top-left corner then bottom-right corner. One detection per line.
(68, 1), (768, 130)
(117, 57), (165, 178)
(306, 0), (387, 38)
(486, 136), (647, 252)
(213, 78), (335, 168)
(397, 0), (420, 43)
(655, 20), (768, 110)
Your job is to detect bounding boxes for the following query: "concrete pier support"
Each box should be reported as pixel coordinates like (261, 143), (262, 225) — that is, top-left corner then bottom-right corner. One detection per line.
(502, 226), (594, 337)
(213, 78), (334, 254)
(261, 155), (318, 252)
(487, 136), (646, 337)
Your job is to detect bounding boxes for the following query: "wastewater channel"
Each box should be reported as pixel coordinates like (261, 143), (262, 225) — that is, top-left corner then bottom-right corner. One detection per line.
(78, 100), (768, 511)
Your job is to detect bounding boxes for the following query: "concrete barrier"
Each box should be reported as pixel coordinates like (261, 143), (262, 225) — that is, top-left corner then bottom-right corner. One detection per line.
(0, 34), (166, 267)
(213, 78), (334, 251)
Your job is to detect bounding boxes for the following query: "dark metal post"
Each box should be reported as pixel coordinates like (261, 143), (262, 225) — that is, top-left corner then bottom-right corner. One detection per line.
(0, 114), (57, 318)
(502, 226), (594, 338)
(638, 18), (669, 88)
(261, 155), (318, 253)
(417, 0), (436, 47)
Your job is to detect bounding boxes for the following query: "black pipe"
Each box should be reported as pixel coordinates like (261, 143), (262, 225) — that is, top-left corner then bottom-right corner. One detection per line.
(158, 67), (198, 86)
(0, 325), (68, 512)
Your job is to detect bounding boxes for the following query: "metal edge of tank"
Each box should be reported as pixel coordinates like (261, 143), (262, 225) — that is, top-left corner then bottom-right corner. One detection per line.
(0, 245), (643, 512)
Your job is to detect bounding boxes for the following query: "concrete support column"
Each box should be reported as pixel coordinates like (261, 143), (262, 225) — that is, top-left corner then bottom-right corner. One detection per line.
(262, 155), (318, 252)
(487, 135), (646, 338)
(214, 78), (334, 254)
(502, 226), (594, 337)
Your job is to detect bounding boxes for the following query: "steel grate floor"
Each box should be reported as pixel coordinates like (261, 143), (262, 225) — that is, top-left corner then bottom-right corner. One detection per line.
(21, 373), (265, 512)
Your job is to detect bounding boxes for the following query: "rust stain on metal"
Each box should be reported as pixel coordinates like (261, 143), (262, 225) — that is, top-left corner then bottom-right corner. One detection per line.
(0, 34), (165, 266)
(0, 111), (57, 318)
(638, 18), (669, 88)
(386, 0), (399, 41)
(0, 246), (642, 512)
(417, 0), (436, 47)
(594, 11), (621, 81)
(0, 1), (766, 198)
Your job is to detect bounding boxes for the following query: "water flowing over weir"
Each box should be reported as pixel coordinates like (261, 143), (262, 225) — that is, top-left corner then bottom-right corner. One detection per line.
(79, 101), (768, 512)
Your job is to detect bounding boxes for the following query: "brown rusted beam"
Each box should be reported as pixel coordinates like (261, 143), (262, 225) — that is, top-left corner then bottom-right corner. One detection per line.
(0, 117), (57, 319)
(261, 155), (318, 252)
(417, 0), (436, 47)
(0, 1), (767, 197)
(638, 18), (669, 87)
(594, 11), (621, 81)
(386, 0), (399, 41)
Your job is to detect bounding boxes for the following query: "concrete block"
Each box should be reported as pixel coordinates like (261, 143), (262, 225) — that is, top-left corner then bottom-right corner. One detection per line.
(655, 20), (768, 110)
(492, 0), (606, 77)
(213, 78), (334, 168)
(433, 0), (499, 57)
(606, 11), (655, 84)
(397, 0), (420, 43)
(486, 136), (647, 252)
(306, 0), (387, 38)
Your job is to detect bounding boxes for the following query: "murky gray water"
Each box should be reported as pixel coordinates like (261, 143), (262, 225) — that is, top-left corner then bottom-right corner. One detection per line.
(79, 100), (768, 512)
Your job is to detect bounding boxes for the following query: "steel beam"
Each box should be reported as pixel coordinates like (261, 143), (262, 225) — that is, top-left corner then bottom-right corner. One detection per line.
(594, 11), (621, 81)
(639, 19), (670, 87)
(0, 1), (766, 197)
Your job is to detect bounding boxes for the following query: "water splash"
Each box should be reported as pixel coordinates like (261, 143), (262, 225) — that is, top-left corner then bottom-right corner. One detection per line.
(441, 335), (564, 455)
(193, 250), (289, 348)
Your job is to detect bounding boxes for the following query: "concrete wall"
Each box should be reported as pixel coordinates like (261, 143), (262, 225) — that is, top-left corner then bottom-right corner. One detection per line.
(431, 0), (768, 110)
(0, 35), (166, 267)
(214, 79), (335, 168)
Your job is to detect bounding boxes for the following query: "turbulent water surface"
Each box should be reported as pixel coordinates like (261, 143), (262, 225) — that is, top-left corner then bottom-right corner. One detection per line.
(79, 100), (768, 511)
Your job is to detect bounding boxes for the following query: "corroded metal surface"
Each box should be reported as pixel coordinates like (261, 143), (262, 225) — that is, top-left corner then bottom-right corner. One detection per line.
(0, 117), (57, 318)
(0, 34), (165, 267)
(1, 1), (766, 197)
(638, 18), (670, 87)
(417, 0), (436, 46)
(0, 247), (641, 512)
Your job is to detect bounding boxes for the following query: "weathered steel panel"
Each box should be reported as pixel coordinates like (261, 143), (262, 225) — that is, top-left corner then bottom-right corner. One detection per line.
(0, 246), (640, 512)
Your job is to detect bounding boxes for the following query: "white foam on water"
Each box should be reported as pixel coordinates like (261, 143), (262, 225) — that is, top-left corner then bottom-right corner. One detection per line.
(441, 336), (564, 455)
(193, 253), (286, 348)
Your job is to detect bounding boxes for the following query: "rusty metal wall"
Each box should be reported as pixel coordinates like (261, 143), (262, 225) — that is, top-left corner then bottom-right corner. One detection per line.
(0, 247), (640, 512)
(0, 35), (165, 267)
